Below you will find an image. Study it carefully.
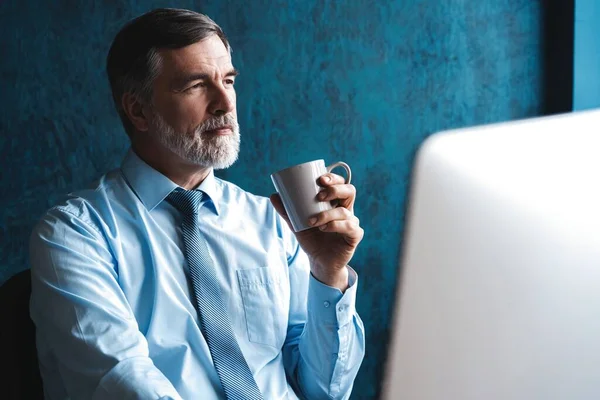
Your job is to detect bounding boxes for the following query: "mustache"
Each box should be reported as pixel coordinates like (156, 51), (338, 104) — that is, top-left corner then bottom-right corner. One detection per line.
(196, 114), (237, 134)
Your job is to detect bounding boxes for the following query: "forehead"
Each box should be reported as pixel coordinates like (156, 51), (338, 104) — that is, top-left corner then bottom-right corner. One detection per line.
(157, 35), (232, 76)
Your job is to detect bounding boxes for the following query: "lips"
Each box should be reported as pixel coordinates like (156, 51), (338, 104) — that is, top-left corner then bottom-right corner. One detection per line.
(204, 126), (232, 135)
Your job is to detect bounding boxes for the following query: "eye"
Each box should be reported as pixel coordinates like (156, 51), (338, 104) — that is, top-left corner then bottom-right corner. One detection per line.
(188, 82), (206, 91)
(224, 78), (235, 86)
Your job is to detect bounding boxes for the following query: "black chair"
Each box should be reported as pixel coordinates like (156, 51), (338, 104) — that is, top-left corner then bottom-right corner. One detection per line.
(0, 269), (44, 399)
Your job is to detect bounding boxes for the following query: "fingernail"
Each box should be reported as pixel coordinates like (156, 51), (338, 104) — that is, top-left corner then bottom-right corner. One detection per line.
(309, 217), (317, 225)
(319, 223), (327, 231)
(323, 176), (331, 182)
(318, 191), (327, 200)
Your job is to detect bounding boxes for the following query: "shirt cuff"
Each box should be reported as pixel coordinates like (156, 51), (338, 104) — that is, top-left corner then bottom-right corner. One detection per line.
(307, 266), (358, 327)
(93, 357), (182, 400)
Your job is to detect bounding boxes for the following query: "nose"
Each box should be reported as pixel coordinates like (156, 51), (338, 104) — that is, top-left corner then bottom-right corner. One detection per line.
(208, 86), (235, 116)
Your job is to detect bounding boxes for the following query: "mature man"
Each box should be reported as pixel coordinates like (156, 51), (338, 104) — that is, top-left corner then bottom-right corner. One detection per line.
(30, 8), (365, 400)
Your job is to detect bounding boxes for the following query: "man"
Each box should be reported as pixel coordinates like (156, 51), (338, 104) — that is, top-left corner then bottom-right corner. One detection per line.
(30, 8), (365, 400)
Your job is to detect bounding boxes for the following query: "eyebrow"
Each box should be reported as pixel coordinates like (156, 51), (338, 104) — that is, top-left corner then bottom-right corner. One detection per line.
(172, 68), (239, 89)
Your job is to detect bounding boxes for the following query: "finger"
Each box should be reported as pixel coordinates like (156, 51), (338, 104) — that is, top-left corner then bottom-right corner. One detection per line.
(317, 184), (356, 203)
(318, 173), (347, 187)
(319, 220), (364, 244)
(269, 193), (292, 228)
(309, 207), (355, 228)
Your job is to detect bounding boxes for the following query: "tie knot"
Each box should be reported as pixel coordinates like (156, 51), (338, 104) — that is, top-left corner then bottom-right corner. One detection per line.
(167, 189), (204, 215)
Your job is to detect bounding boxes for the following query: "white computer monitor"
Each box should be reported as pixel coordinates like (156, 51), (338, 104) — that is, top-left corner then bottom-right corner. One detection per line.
(382, 109), (600, 400)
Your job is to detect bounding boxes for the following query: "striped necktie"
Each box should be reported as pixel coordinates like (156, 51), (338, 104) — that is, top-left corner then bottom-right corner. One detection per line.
(167, 188), (263, 400)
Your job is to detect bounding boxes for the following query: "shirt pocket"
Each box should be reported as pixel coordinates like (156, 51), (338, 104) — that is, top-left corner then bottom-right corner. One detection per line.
(237, 266), (288, 349)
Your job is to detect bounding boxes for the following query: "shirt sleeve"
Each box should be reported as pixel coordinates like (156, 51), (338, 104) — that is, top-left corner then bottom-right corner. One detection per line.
(29, 205), (182, 400)
(281, 234), (365, 400)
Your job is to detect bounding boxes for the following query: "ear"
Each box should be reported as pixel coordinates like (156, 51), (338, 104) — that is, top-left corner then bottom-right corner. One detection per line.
(121, 92), (150, 132)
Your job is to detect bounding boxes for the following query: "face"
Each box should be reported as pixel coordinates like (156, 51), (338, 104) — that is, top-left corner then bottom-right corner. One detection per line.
(145, 35), (240, 169)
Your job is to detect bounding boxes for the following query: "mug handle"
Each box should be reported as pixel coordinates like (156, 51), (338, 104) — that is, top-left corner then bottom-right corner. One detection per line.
(326, 161), (352, 184)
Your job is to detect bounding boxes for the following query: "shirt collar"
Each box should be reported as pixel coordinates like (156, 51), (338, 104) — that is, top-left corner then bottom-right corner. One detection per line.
(120, 149), (221, 215)
(195, 167), (221, 215)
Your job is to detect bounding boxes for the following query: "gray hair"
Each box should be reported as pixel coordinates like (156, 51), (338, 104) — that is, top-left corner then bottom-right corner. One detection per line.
(106, 8), (231, 136)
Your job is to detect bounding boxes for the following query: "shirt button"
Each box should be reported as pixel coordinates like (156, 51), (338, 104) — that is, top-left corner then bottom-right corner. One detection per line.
(323, 301), (330, 308)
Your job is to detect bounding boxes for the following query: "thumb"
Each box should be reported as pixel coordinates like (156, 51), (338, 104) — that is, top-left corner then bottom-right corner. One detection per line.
(269, 193), (292, 227)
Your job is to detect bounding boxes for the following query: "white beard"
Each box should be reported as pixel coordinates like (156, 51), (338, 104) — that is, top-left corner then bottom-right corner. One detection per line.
(148, 111), (240, 170)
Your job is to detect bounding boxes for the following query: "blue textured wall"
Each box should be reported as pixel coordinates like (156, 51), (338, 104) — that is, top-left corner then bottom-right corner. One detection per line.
(574, 0), (600, 110)
(0, 1), (543, 398)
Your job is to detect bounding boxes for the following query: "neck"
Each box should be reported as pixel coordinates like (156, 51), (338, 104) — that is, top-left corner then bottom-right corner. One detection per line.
(131, 135), (212, 190)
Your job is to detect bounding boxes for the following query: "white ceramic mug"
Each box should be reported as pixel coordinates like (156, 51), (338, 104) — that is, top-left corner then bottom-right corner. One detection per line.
(271, 160), (352, 232)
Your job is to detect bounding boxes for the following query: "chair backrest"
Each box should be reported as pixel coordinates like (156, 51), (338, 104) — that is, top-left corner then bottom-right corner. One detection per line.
(0, 269), (44, 399)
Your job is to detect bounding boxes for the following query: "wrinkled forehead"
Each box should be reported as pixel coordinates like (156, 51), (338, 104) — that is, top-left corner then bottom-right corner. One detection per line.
(157, 35), (233, 78)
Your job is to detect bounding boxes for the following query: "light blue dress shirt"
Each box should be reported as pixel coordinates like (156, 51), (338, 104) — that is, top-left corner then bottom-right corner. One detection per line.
(29, 149), (365, 400)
